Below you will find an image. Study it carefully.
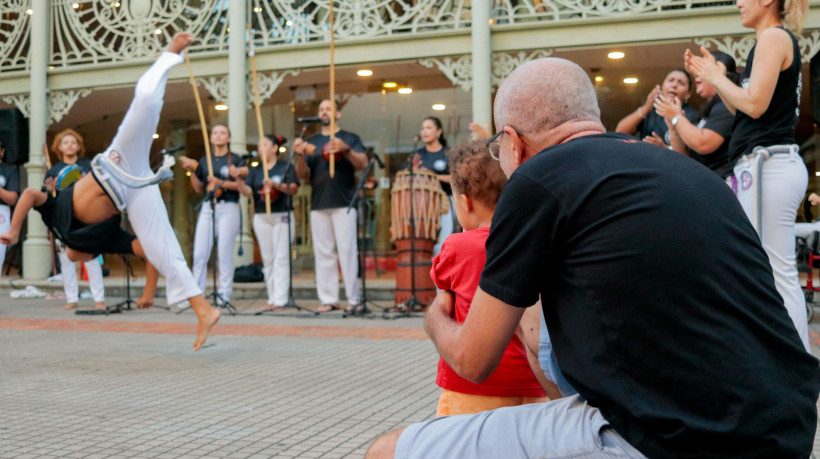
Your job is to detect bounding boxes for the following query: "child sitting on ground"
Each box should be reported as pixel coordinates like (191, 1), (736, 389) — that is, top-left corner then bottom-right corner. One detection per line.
(430, 140), (546, 416)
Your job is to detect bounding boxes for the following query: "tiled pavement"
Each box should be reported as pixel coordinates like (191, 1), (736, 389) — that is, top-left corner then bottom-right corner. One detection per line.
(2, 292), (820, 457)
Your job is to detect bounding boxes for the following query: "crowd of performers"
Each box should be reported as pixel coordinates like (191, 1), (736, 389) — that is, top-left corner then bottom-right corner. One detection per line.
(1, 0), (820, 452)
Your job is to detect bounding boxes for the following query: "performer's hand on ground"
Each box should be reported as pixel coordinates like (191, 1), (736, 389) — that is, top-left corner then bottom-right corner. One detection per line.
(469, 122), (492, 140)
(643, 132), (667, 147)
(136, 294), (154, 310)
(179, 156), (197, 172)
(167, 32), (193, 54)
(0, 230), (19, 246)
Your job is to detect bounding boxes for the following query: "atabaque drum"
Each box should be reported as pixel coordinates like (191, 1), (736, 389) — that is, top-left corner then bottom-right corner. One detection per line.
(391, 169), (449, 309)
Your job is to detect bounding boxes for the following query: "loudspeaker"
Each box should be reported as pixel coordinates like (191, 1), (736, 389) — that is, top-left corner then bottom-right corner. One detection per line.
(812, 52), (820, 125)
(0, 109), (28, 165)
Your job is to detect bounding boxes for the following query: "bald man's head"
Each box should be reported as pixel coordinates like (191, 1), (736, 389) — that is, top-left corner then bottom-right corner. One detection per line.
(493, 58), (601, 141)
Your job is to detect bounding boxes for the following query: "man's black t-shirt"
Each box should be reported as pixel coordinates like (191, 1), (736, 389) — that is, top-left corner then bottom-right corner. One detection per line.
(194, 153), (245, 203)
(728, 27), (800, 162)
(305, 130), (365, 210)
(637, 105), (697, 144)
(46, 158), (93, 180)
(692, 100), (733, 178)
(411, 146), (451, 195)
(0, 162), (20, 202)
(245, 160), (299, 214)
(34, 184), (135, 255)
(479, 133), (820, 457)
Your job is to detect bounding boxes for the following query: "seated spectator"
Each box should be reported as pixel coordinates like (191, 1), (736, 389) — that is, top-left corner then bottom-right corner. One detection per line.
(431, 140), (546, 416)
(615, 69), (697, 147)
(654, 51), (739, 180)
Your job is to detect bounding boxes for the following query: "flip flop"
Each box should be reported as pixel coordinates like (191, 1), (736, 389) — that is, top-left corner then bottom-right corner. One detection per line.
(318, 304), (340, 313)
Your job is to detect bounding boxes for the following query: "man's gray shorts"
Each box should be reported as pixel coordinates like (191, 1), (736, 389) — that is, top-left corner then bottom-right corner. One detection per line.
(395, 394), (646, 458)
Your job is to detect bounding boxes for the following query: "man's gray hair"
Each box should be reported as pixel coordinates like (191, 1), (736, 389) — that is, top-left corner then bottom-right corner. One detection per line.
(493, 58), (601, 136)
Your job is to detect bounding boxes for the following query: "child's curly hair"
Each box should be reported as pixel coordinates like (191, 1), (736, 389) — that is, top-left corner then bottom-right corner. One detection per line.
(447, 140), (507, 209)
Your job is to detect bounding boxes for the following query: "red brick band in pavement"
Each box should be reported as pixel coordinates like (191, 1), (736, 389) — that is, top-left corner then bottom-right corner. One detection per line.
(0, 318), (428, 341)
(811, 331), (820, 348)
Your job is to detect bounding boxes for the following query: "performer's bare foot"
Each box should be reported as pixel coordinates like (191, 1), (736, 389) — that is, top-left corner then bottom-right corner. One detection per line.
(167, 32), (193, 54)
(94, 302), (106, 311)
(189, 295), (219, 351)
(63, 302), (78, 310)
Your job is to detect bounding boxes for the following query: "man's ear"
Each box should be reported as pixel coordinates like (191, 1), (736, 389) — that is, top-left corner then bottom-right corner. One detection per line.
(508, 127), (526, 167)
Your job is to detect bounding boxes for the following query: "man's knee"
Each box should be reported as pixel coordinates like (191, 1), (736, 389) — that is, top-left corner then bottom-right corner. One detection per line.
(366, 428), (404, 459)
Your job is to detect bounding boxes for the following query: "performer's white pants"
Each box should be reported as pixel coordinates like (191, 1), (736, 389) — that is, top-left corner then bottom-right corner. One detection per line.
(0, 205), (9, 284)
(57, 249), (105, 303)
(253, 212), (294, 306)
(310, 208), (360, 306)
(434, 195), (455, 257)
(734, 145), (810, 351)
(96, 51), (201, 306)
(193, 201), (240, 301)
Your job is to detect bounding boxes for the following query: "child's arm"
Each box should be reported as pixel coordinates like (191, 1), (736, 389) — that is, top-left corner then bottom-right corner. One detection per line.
(0, 187), (48, 246)
(517, 304), (562, 400)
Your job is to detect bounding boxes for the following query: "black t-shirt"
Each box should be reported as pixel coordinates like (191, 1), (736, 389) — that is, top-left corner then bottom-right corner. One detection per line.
(692, 100), (734, 178)
(34, 184), (135, 256)
(305, 130), (365, 210)
(729, 27), (801, 163)
(244, 160), (299, 213)
(45, 158), (93, 180)
(479, 133), (820, 458)
(195, 152), (246, 202)
(0, 162), (20, 204)
(637, 104), (698, 144)
(410, 147), (451, 195)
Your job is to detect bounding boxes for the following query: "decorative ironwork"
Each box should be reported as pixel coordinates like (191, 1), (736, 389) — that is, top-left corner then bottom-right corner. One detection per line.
(198, 70), (301, 109)
(420, 49), (555, 91)
(490, 0), (736, 23)
(697, 30), (820, 67)
(0, 0), (31, 73)
(492, 49), (554, 86)
(1, 88), (92, 122)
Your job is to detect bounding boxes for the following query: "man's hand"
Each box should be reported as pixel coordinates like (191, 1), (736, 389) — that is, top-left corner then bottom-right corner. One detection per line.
(327, 138), (350, 156)
(179, 156), (198, 172)
(136, 294), (154, 309)
(643, 132), (667, 147)
(0, 230), (19, 246)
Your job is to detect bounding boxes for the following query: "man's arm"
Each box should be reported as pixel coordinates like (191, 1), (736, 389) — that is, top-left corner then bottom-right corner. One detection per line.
(0, 188), (47, 246)
(425, 287), (525, 383)
(0, 186), (18, 207)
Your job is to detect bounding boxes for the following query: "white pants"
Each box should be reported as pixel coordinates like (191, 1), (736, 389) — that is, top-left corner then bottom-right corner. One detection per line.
(253, 212), (294, 306)
(0, 204), (8, 283)
(310, 208), (360, 306)
(734, 145), (810, 351)
(96, 51), (201, 306)
(193, 201), (240, 301)
(434, 195), (455, 257)
(58, 249), (104, 303)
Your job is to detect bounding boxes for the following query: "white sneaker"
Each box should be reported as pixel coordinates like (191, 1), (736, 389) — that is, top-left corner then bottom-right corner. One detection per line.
(176, 302), (190, 309)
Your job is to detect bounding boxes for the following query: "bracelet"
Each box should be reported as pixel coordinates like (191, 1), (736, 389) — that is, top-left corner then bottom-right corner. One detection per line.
(671, 114), (682, 127)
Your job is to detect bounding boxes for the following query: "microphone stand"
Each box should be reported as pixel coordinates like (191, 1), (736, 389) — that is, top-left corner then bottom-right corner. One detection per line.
(344, 157), (389, 317)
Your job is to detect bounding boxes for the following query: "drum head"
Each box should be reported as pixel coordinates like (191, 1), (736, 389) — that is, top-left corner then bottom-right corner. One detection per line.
(56, 164), (81, 190)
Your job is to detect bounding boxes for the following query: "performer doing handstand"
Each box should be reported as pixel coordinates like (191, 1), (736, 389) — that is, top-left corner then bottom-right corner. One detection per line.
(0, 32), (219, 351)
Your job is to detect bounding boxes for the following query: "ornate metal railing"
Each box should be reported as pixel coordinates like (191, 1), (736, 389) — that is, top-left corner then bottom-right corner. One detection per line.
(0, 0), (786, 74)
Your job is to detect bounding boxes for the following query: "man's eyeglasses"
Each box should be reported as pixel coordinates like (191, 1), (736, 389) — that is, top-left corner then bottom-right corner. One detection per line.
(485, 127), (522, 161)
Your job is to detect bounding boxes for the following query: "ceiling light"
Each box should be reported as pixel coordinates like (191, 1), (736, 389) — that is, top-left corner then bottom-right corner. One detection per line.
(623, 77), (638, 84)
(595, 76), (603, 82)
(279, 146), (287, 153)
(608, 51), (625, 59)
(26, 9), (33, 14)
(383, 82), (397, 89)
(215, 103), (228, 111)
(251, 161), (259, 167)
(48, 65), (55, 70)
(357, 69), (373, 77)
(398, 87), (412, 95)
(253, 7), (262, 12)
(432, 104), (446, 111)
(286, 20), (293, 26)
(154, 29), (162, 35)
(72, 3), (79, 8)
(186, 171), (191, 176)
(815, 172), (820, 177)
(152, 133), (159, 139)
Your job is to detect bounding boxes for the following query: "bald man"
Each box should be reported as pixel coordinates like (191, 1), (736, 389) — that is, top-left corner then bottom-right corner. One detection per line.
(366, 58), (820, 458)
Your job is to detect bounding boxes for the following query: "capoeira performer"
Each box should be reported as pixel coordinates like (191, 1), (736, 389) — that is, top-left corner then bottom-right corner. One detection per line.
(0, 32), (219, 351)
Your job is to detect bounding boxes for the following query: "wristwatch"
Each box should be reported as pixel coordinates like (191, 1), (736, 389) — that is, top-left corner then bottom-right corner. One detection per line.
(671, 114), (682, 127)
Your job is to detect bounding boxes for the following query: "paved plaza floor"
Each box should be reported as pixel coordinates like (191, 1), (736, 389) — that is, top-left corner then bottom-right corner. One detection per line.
(2, 290), (820, 458)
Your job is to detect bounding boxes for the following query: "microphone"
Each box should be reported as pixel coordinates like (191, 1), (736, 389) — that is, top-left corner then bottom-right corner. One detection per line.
(296, 116), (323, 123)
(371, 153), (385, 168)
(159, 145), (185, 155)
